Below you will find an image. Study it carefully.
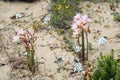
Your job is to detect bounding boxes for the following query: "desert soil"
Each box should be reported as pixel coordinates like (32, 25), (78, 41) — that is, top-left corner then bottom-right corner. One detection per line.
(0, 0), (120, 80)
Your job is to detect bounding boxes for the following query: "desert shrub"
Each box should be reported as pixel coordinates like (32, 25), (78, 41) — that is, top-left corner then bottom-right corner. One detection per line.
(50, 0), (80, 29)
(92, 50), (120, 80)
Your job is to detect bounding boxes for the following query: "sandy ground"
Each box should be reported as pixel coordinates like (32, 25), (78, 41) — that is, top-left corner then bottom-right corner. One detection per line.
(0, 0), (120, 80)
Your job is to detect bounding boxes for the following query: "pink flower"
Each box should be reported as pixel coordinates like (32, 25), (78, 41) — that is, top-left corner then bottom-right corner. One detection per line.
(71, 23), (78, 31)
(16, 28), (35, 44)
(19, 35), (28, 43)
(17, 29), (25, 36)
(72, 28), (80, 37)
(72, 31), (79, 37)
(81, 15), (92, 23)
(74, 20), (82, 27)
(71, 13), (91, 37)
(74, 13), (81, 21)
(73, 14), (91, 31)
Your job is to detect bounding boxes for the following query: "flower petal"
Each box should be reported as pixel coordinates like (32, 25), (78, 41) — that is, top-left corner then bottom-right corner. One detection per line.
(74, 13), (81, 20)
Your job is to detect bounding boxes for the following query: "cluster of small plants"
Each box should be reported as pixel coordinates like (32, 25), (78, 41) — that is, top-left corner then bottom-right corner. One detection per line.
(50, 0), (80, 29)
(92, 50), (120, 80)
(11, 0), (120, 78)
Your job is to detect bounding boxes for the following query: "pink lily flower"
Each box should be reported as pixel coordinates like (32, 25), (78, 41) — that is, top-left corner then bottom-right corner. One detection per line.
(72, 29), (79, 37)
(71, 23), (78, 31)
(74, 13), (81, 21)
(71, 13), (91, 37)
(81, 15), (92, 23)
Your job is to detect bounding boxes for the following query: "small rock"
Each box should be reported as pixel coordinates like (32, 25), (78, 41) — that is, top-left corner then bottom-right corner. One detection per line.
(45, 72), (55, 78)
(104, 25), (109, 29)
(11, 13), (25, 19)
(74, 57), (80, 63)
(0, 63), (6, 67)
(63, 64), (73, 70)
(39, 57), (45, 64)
(110, 12), (119, 15)
(12, 36), (20, 43)
(42, 14), (51, 24)
(40, 44), (46, 47)
(23, 51), (28, 56)
(81, 71), (86, 74)
(49, 43), (58, 50)
(54, 56), (64, 64)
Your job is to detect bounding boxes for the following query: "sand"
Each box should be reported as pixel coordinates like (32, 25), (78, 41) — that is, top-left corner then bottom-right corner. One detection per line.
(0, 0), (120, 80)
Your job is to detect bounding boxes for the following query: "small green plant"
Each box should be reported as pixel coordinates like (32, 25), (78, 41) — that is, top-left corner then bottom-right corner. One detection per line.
(86, 2), (92, 8)
(50, 0), (80, 29)
(114, 14), (120, 22)
(92, 50), (120, 80)
(32, 17), (48, 32)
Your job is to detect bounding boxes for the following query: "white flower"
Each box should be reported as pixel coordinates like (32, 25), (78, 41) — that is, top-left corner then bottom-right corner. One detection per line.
(74, 62), (83, 72)
(12, 36), (20, 43)
(98, 37), (107, 45)
(75, 45), (82, 52)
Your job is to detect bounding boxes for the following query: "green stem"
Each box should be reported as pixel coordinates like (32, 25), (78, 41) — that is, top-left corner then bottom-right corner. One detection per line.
(31, 52), (35, 75)
(82, 30), (85, 63)
(77, 36), (81, 59)
(116, 0), (119, 8)
(86, 32), (88, 61)
(26, 47), (35, 75)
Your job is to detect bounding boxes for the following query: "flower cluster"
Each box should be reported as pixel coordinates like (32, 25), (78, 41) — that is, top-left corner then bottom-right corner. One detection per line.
(71, 13), (92, 37)
(13, 28), (36, 51)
